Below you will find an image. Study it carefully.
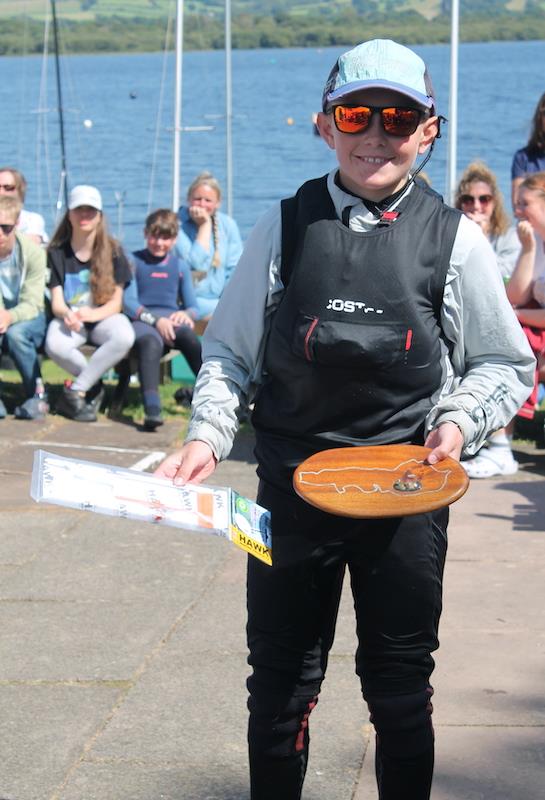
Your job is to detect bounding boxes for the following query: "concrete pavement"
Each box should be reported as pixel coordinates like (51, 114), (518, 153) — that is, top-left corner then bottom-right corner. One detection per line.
(0, 412), (544, 799)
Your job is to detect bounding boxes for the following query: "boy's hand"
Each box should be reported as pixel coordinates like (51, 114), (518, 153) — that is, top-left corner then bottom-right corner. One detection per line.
(169, 310), (194, 329)
(155, 316), (176, 344)
(154, 440), (217, 486)
(424, 422), (464, 464)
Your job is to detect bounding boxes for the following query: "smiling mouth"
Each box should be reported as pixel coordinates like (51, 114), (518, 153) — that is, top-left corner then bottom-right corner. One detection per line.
(359, 156), (390, 165)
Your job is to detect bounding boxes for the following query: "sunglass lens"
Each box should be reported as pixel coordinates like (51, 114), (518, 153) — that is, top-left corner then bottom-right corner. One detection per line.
(461, 194), (493, 206)
(0, 224), (15, 234)
(334, 106), (372, 134)
(381, 108), (421, 136)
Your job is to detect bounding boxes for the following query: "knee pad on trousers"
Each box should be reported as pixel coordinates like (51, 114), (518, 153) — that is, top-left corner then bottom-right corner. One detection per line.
(248, 692), (318, 758)
(366, 687), (434, 759)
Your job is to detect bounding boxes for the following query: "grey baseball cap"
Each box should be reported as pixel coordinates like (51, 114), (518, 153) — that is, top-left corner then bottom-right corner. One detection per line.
(322, 39), (436, 112)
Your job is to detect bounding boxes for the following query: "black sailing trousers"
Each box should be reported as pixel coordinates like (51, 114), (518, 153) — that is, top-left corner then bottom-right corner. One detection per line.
(247, 481), (448, 800)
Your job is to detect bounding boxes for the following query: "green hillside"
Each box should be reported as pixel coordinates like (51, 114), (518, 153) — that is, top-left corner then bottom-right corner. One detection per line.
(1, 0), (544, 53)
(3, 0), (545, 21)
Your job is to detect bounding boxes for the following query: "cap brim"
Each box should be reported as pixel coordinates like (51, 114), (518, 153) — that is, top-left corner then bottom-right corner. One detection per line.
(325, 79), (433, 111)
(68, 200), (102, 211)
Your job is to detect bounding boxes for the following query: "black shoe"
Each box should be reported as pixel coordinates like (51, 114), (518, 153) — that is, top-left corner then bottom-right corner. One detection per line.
(14, 395), (49, 420)
(56, 386), (97, 422)
(86, 380), (106, 414)
(143, 406), (164, 431)
(174, 386), (193, 407)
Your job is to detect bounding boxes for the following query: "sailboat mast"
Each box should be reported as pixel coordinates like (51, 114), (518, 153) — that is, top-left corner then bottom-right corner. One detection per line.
(50, 0), (68, 212)
(225, 0), (233, 217)
(172, 0), (183, 211)
(446, 0), (459, 203)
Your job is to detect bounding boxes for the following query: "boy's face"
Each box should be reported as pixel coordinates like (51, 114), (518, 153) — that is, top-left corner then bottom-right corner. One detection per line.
(317, 88), (438, 202)
(145, 229), (177, 258)
(0, 209), (18, 259)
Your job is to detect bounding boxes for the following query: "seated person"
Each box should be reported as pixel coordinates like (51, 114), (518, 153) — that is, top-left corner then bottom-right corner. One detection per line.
(176, 171), (243, 323)
(46, 185), (135, 422)
(511, 91), (545, 211)
(455, 161), (520, 280)
(462, 171), (545, 478)
(0, 167), (48, 245)
(509, 171), (545, 410)
(0, 195), (48, 420)
(124, 209), (202, 431)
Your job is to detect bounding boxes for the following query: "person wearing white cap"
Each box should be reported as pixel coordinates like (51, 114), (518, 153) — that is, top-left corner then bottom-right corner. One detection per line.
(155, 40), (535, 799)
(45, 184), (134, 421)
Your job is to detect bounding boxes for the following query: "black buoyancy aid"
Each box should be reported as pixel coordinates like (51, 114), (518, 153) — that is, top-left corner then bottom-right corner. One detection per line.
(252, 175), (462, 491)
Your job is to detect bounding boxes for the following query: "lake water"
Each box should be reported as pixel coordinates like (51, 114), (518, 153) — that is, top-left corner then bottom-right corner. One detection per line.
(2, 39), (545, 251)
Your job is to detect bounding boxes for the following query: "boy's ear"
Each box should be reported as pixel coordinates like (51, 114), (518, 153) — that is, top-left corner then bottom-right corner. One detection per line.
(316, 112), (336, 150)
(418, 115), (439, 154)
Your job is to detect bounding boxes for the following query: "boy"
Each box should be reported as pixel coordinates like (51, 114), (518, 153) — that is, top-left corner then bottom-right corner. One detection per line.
(156, 40), (534, 799)
(0, 195), (48, 420)
(123, 209), (202, 430)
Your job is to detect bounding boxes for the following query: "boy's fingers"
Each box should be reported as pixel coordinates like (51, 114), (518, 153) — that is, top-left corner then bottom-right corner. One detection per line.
(424, 422), (463, 464)
(154, 442), (217, 486)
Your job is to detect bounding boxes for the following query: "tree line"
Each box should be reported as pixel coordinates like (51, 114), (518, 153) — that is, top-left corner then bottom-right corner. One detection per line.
(1, 10), (545, 56)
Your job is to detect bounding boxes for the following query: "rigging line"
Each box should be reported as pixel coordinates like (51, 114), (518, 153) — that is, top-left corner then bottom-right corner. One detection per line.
(52, 11), (88, 186)
(147, 3), (175, 215)
(37, 10), (59, 225)
(41, 14), (56, 228)
(36, 13), (50, 219)
(51, 0), (68, 212)
(17, 2), (31, 166)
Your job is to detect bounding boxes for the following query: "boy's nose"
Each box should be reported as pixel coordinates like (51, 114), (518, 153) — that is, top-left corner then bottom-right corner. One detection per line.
(361, 111), (386, 140)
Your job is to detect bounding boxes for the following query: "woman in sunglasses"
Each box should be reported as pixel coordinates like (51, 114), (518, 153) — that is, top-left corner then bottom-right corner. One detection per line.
(176, 171), (243, 327)
(511, 91), (545, 211)
(455, 161), (520, 280)
(156, 39), (534, 800)
(45, 185), (134, 422)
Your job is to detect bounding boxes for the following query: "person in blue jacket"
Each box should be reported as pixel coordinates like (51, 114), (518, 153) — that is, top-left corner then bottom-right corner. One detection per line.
(124, 209), (202, 430)
(177, 171), (243, 322)
(511, 91), (545, 210)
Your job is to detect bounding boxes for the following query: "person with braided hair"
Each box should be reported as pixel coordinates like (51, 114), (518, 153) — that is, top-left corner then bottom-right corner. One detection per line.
(176, 171), (243, 323)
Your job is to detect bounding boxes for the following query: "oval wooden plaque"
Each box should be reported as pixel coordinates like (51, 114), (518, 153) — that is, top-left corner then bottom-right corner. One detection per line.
(293, 444), (469, 518)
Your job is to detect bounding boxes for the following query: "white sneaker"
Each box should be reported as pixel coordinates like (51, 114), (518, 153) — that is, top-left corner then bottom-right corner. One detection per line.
(462, 449), (518, 479)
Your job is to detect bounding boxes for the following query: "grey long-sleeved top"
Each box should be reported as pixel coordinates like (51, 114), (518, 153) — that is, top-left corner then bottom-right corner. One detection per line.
(186, 171), (536, 461)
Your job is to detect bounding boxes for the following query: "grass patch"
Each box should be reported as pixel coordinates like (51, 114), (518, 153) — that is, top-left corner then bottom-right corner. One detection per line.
(0, 360), (193, 426)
